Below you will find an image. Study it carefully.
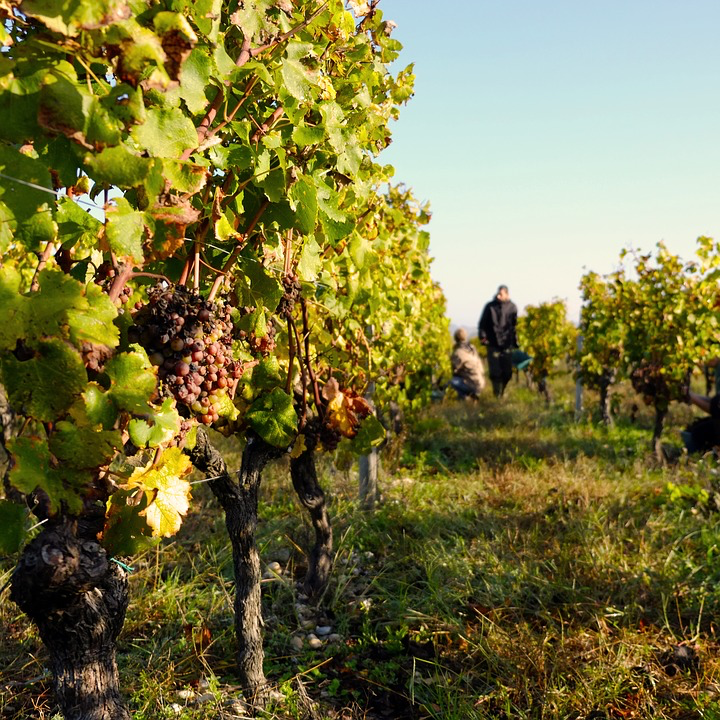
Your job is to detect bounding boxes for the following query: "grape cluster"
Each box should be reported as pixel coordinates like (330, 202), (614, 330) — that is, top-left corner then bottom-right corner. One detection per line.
(234, 306), (277, 356)
(128, 285), (243, 425)
(94, 261), (132, 305)
(630, 362), (688, 405)
(277, 273), (302, 317)
(301, 416), (342, 453)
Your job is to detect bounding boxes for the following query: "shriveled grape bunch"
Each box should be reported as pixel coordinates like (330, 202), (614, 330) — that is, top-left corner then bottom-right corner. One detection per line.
(129, 285), (243, 425)
(235, 305), (277, 356)
(630, 361), (687, 406)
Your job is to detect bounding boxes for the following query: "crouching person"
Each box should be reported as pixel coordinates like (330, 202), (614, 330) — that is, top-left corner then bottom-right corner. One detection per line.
(449, 328), (486, 400)
(681, 390), (720, 453)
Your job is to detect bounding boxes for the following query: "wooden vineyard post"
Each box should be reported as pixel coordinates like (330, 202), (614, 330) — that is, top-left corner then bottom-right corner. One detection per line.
(359, 378), (379, 510)
(359, 325), (378, 509)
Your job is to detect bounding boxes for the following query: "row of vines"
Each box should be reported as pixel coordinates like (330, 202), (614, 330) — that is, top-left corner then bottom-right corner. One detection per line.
(516, 237), (720, 457)
(0, 1), (451, 718)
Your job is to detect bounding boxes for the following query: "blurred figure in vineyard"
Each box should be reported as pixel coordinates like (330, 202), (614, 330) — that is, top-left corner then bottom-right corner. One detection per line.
(681, 389), (720, 454)
(449, 328), (486, 400)
(478, 285), (518, 397)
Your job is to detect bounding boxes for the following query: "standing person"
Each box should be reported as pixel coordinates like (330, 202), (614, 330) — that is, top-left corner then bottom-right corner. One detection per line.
(478, 285), (518, 398)
(449, 328), (486, 399)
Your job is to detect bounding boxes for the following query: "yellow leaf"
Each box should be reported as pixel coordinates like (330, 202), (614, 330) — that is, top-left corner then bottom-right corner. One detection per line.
(290, 433), (307, 459)
(327, 392), (355, 437)
(126, 447), (192, 538)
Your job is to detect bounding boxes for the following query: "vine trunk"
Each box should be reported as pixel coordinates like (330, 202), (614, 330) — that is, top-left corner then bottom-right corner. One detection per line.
(10, 519), (130, 720)
(289, 445), (333, 597)
(187, 429), (283, 699)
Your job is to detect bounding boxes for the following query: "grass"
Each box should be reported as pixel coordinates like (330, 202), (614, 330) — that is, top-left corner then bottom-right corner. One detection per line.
(4, 374), (720, 718)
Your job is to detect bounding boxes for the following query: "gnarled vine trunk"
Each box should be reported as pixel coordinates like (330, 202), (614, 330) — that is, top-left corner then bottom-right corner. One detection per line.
(537, 377), (551, 405)
(289, 443), (332, 597)
(187, 429), (283, 700)
(10, 519), (130, 720)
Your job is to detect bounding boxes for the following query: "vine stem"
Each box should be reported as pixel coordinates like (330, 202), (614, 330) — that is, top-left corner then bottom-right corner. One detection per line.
(181, 38), (253, 162)
(108, 264), (134, 304)
(130, 271), (171, 283)
(208, 199), (270, 302)
(178, 257), (192, 286)
(250, 106), (284, 145)
(283, 230), (294, 276)
(230, 360), (260, 400)
(286, 316), (296, 396)
(30, 241), (55, 291)
(300, 298), (323, 414)
(289, 315), (308, 427)
(251, 3), (329, 55)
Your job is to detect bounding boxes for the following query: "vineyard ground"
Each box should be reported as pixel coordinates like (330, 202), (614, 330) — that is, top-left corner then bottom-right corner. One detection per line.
(4, 375), (720, 719)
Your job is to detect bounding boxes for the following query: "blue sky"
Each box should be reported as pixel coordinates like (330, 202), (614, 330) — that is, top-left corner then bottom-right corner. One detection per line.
(379, 1), (720, 327)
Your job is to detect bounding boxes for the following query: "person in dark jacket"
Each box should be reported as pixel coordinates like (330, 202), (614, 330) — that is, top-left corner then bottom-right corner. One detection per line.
(478, 285), (518, 397)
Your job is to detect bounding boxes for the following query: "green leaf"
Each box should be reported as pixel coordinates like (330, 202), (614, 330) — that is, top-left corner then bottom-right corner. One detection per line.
(132, 107), (197, 157)
(38, 67), (94, 145)
(192, 0), (223, 41)
(213, 392), (239, 421)
(100, 83), (146, 127)
(49, 420), (121, 469)
(251, 356), (282, 390)
(237, 251), (284, 311)
(1, 339), (87, 422)
(349, 414), (386, 455)
(67, 282), (120, 348)
(280, 41), (317, 102)
(111, 22), (170, 88)
(320, 101), (345, 152)
(105, 196), (144, 262)
(40, 136), (84, 188)
(348, 233), (371, 270)
(161, 160), (208, 194)
(281, 58), (315, 102)
(57, 197), (103, 250)
(215, 211), (238, 242)
(28, 269), (119, 349)
(297, 236), (323, 282)
(235, 305), (268, 338)
(104, 347), (157, 414)
(230, 0), (272, 41)
(128, 397), (181, 448)
(85, 144), (152, 188)
(0, 266), (29, 350)
(0, 145), (55, 251)
(72, 382), (118, 430)
(0, 501), (25, 554)
(255, 149), (286, 202)
(178, 48), (214, 115)
(102, 487), (157, 556)
(246, 388), (297, 447)
(8, 436), (84, 513)
(20, 0), (131, 35)
(291, 123), (325, 147)
(289, 175), (317, 235)
(337, 137), (362, 175)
